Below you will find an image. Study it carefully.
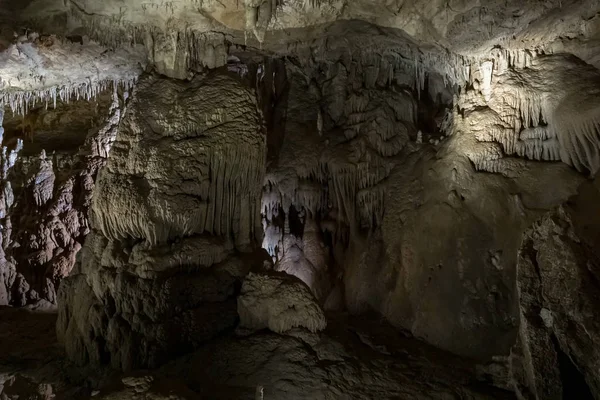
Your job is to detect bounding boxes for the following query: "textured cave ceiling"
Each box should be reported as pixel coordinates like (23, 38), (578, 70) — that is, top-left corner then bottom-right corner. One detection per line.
(4, 0), (600, 95)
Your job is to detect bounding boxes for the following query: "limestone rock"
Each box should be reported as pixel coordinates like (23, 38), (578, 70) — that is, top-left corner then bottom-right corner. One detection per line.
(254, 41), (586, 362)
(169, 314), (515, 400)
(0, 306), (516, 399)
(57, 71), (267, 370)
(0, 33), (144, 115)
(90, 72), (265, 247)
(0, 374), (54, 400)
(20, 0), (600, 69)
(512, 176), (600, 399)
(3, 4), (600, 399)
(238, 272), (327, 334)
(93, 375), (196, 399)
(0, 90), (123, 307)
(97, 375), (194, 400)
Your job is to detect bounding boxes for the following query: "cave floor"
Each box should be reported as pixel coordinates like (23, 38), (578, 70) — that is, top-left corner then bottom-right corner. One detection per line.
(0, 307), (516, 399)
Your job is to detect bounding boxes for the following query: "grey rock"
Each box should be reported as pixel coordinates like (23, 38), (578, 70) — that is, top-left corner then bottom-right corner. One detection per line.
(57, 71), (267, 370)
(238, 271), (327, 334)
(512, 176), (600, 399)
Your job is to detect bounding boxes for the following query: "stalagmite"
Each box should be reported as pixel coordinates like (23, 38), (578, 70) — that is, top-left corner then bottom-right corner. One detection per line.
(238, 272), (327, 334)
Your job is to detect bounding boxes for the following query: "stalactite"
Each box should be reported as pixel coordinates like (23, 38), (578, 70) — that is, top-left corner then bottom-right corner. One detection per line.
(460, 51), (600, 174)
(69, 7), (227, 74)
(0, 78), (137, 116)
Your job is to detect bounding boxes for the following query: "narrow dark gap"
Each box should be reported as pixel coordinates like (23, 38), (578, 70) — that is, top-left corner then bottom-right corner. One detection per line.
(288, 204), (305, 238)
(415, 74), (453, 137)
(551, 334), (594, 400)
(416, 76), (438, 135)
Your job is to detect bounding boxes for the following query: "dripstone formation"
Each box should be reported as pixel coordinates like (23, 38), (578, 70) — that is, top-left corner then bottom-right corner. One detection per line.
(1, 0), (600, 399)
(58, 72), (268, 369)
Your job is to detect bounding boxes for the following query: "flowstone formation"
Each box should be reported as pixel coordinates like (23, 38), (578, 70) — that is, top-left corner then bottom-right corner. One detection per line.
(237, 271), (327, 334)
(254, 42), (587, 361)
(0, 24), (144, 307)
(456, 52), (600, 175)
(57, 71), (268, 370)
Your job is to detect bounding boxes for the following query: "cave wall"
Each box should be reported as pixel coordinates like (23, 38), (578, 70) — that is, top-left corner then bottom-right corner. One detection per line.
(1, 1), (600, 398)
(512, 176), (600, 399)
(0, 42), (594, 381)
(254, 48), (586, 361)
(0, 90), (123, 307)
(56, 71), (269, 370)
(1, 6), (600, 395)
(49, 43), (600, 374)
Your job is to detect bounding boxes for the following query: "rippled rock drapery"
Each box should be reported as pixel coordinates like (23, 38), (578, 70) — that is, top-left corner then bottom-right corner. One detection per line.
(57, 71), (268, 370)
(455, 52), (600, 175)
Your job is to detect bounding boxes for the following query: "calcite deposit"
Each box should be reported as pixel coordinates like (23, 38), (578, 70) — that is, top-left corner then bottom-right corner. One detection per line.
(1, 0), (600, 398)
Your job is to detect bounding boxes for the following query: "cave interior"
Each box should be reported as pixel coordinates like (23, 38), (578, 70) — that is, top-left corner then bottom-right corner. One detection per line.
(1, 0), (600, 399)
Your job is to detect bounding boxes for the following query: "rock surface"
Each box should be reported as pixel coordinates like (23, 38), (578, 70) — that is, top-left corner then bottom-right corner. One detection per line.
(0, 306), (517, 399)
(512, 176), (600, 399)
(0, 33), (144, 115)
(255, 44), (585, 361)
(2, 0), (600, 398)
(57, 71), (267, 370)
(238, 271), (327, 333)
(0, 89), (124, 307)
(19, 0), (600, 63)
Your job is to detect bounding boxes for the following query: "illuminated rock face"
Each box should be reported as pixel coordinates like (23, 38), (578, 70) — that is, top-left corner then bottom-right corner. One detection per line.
(19, 0), (600, 65)
(454, 53), (600, 175)
(21, 35), (600, 384)
(254, 46), (586, 361)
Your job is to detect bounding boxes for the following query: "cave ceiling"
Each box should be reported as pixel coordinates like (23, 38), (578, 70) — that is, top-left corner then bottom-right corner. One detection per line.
(1, 0), (599, 101)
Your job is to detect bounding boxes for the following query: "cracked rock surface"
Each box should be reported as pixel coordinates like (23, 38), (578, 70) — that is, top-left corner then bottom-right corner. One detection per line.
(512, 175), (600, 399)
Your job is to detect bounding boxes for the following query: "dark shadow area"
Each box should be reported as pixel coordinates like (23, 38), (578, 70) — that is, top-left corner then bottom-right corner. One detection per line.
(552, 334), (594, 399)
